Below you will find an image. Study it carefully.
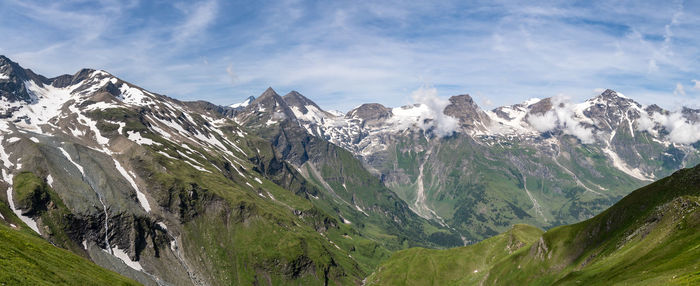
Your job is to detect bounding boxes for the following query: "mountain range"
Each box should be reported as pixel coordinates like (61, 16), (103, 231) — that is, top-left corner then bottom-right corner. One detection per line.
(0, 55), (699, 285)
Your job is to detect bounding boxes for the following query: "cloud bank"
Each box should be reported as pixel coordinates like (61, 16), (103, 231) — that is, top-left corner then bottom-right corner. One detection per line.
(637, 111), (700, 144)
(409, 86), (459, 137)
(527, 97), (596, 144)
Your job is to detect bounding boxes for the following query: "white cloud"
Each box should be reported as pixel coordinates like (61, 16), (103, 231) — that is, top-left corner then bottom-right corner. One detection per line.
(527, 111), (557, 132)
(408, 86), (459, 137)
(174, 0), (218, 43)
(674, 82), (686, 96)
(1, 1), (700, 110)
(526, 97), (595, 144)
(226, 64), (238, 85)
(692, 80), (700, 90)
(635, 112), (656, 134)
(637, 110), (700, 144)
(654, 112), (700, 144)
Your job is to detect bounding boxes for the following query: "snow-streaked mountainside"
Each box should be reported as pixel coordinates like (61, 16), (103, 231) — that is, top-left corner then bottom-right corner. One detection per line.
(1, 54), (699, 284)
(233, 85), (700, 241)
(0, 55), (460, 285)
(237, 87), (699, 183)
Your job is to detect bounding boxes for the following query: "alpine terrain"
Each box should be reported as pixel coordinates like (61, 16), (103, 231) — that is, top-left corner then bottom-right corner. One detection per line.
(0, 55), (699, 285)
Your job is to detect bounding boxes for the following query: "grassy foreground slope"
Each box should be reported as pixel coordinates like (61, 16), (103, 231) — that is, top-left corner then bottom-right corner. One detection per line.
(364, 224), (543, 285)
(367, 164), (700, 285)
(0, 223), (139, 285)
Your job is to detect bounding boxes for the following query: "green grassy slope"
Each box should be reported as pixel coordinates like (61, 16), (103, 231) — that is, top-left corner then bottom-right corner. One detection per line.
(364, 224), (543, 286)
(0, 223), (139, 285)
(367, 164), (700, 285)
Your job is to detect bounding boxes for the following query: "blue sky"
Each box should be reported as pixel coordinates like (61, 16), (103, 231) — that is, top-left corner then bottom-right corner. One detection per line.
(1, 0), (699, 111)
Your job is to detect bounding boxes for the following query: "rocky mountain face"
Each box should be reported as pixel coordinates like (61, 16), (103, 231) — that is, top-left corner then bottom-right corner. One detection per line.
(233, 86), (700, 241)
(0, 56), (453, 285)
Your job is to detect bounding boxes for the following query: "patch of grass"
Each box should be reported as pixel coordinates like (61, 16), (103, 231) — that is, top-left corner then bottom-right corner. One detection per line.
(0, 223), (138, 285)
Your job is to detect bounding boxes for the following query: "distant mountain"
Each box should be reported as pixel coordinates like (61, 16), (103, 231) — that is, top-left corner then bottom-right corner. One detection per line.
(238, 87), (700, 241)
(229, 95), (254, 109)
(366, 163), (700, 285)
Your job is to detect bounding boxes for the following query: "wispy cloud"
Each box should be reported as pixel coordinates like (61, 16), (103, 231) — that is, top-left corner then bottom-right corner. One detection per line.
(0, 1), (699, 111)
(173, 0), (218, 43)
(674, 83), (686, 96)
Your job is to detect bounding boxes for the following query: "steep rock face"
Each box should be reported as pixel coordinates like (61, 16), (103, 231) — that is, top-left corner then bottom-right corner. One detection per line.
(0, 56), (47, 103)
(0, 56), (391, 285)
(443, 94), (491, 129)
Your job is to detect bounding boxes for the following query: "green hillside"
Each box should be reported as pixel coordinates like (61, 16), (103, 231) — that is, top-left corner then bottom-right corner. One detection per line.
(366, 163), (700, 285)
(0, 223), (139, 285)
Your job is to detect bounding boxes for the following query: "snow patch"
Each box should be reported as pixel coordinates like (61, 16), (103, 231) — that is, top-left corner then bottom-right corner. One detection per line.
(46, 174), (53, 187)
(5, 137), (20, 144)
(59, 147), (85, 175)
(119, 83), (149, 105)
(112, 158), (151, 212)
(602, 147), (654, 181)
(127, 131), (160, 146)
(108, 246), (143, 271)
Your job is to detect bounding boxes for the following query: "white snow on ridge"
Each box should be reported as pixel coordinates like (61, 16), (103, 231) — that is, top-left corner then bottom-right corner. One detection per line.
(290, 105), (327, 124)
(0, 72), (9, 80)
(230, 97), (253, 108)
(112, 158), (151, 212)
(127, 131), (160, 146)
(6, 80), (75, 132)
(119, 83), (149, 105)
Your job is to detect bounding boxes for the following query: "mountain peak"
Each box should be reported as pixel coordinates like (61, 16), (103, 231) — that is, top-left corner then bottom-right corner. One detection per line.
(444, 93), (491, 128)
(260, 87), (279, 97)
(0, 55), (12, 65)
(238, 87), (297, 124)
(593, 89), (635, 104)
(347, 103), (392, 121)
(283, 90), (326, 115)
(0, 55), (44, 102)
(230, 96), (255, 109)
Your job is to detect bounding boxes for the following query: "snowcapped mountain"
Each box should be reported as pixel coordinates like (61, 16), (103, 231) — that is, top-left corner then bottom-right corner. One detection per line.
(0, 56), (453, 285)
(229, 95), (254, 109)
(234, 87), (700, 241)
(1, 54), (699, 284)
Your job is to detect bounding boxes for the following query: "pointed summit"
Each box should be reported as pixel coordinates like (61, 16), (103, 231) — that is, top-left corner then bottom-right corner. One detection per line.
(0, 55), (47, 102)
(237, 87), (297, 126)
(444, 94), (491, 129)
(258, 87), (280, 99)
(283, 90), (329, 116)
